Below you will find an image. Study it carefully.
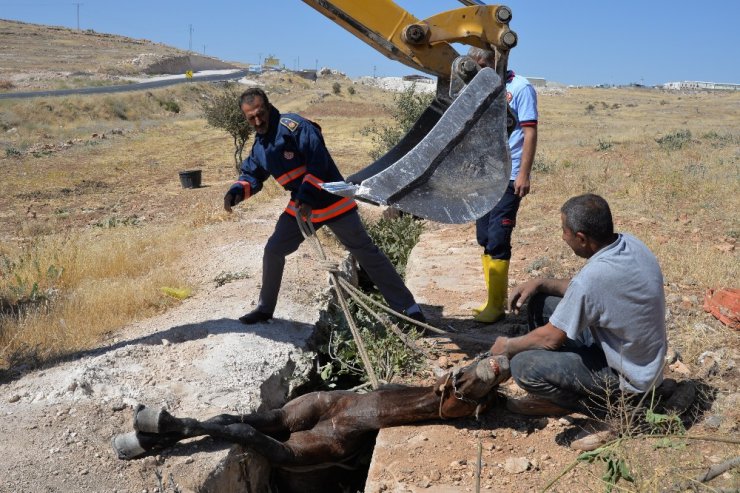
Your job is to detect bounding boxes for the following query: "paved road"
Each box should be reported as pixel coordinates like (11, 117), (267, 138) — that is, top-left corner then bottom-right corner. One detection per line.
(0, 69), (250, 100)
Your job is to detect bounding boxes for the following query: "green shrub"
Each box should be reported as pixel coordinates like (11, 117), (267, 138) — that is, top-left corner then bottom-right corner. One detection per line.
(361, 83), (434, 160)
(332, 82), (341, 94)
(5, 147), (21, 158)
(109, 100), (128, 120)
(596, 139), (613, 151)
(532, 158), (554, 174)
(158, 99), (180, 114)
(365, 214), (423, 277)
(313, 214), (426, 387)
(655, 129), (692, 151)
(701, 131), (737, 147)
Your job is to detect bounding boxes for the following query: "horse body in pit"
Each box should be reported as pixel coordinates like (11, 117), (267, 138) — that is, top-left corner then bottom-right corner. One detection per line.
(113, 355), (509, 469)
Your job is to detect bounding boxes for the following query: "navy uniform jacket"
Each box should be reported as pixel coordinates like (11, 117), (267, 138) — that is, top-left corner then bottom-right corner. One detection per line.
(228, 106), (356, 223)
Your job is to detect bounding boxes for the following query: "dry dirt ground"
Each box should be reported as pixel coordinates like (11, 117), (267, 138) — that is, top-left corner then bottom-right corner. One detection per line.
(0, 196), (336, 493)
(0, 19), (191, 91)
(2, 201), (737, 492)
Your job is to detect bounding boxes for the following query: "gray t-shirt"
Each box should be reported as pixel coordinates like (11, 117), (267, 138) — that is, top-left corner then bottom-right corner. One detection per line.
(550, 233), (666, 392)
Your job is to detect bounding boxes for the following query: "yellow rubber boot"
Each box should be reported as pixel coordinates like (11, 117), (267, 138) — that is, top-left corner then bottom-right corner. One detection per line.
(473, 256), (509, 323)
(472, 255), (491, 315)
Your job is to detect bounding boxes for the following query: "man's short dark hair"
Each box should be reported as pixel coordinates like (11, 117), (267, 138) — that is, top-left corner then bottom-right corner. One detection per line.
(239, 87), (269, 107)
(560, 194), (614, 243)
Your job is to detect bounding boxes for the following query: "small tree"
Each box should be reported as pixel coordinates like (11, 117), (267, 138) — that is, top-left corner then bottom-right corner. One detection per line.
(200, 84), (252, 174)
(332, 81), (341, 94)
(361, 83), (434, 160)
(347, 85), (356, 95)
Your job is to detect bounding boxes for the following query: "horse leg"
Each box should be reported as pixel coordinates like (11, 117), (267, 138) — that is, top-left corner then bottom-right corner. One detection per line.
(114, 392), (354, 462)
(202, 422), (369, 466)
(134, 405), (288, 435)
(114, 407), (289, 460)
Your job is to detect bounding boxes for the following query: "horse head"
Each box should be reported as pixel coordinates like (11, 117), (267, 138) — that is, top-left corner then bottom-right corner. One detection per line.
(435, 354), (511, 419)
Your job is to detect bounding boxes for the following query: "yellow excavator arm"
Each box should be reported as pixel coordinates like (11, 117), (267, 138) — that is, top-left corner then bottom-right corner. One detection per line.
(301, 0), (516, 78)
(302, 1), (518, 224)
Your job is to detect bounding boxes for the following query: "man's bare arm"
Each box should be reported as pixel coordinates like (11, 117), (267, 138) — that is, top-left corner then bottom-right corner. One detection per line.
(490, 322), (567, 358)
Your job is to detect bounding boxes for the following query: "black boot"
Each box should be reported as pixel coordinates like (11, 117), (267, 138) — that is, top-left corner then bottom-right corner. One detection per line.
(405, 311), (427, 324)
(238, 309), (273, 325)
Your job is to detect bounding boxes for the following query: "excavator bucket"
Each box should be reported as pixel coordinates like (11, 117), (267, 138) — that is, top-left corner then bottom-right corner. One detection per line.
(323, 67), (511, 224)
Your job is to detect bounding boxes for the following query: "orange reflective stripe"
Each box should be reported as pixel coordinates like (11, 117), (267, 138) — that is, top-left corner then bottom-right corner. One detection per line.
(237, 180), (251, 200)
(302, 173), (324, 190)
(284, 198), (357, 223)
(312, 197), (356, 222)
(276, 165), (307, 186)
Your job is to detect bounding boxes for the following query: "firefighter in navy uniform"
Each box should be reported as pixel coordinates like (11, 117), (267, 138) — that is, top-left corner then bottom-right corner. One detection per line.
(224, 88), (426, 325)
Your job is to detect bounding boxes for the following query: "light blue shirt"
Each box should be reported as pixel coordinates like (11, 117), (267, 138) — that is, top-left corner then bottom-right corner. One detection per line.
(506, 72), (538, 180)
(550, 233), (667, 392)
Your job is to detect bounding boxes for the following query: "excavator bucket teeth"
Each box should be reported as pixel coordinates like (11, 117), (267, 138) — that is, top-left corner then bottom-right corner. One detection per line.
(324, 68), (510, 224)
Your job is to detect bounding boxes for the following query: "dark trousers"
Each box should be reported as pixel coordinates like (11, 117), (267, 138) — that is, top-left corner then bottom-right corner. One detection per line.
(511, 293), (620, 416)
(475, 181), (521, 260)
(258, 209), (416, 315)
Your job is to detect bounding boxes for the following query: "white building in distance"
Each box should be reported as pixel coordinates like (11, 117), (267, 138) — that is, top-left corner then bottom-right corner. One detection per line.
(663, 81), (739, 91)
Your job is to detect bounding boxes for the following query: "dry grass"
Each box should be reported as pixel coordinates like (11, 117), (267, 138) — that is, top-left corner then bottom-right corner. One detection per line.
(2, 73), (738, 387)
(1, 226), (187, 366)
(518, 87), (739, 359)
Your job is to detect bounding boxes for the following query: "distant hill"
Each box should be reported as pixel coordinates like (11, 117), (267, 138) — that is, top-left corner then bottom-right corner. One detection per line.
(0, 19), (237, 91)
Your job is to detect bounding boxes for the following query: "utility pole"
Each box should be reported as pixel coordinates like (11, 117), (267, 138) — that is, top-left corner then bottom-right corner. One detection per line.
(203, 44), (206, 55)
(297, 56), (300, 70)
(315, 59), (318, 71)
(188, 24), (194, 52)
(373, 65), (377, 78)
(73, 3), (83, 30)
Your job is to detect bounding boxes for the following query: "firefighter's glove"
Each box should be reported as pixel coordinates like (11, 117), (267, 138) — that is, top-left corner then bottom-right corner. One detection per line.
(224, 183), (244, 212)
(296, 201), (312, 221)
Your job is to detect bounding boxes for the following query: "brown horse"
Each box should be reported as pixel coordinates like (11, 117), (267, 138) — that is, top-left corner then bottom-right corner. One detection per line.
(112, 354), (509, 468)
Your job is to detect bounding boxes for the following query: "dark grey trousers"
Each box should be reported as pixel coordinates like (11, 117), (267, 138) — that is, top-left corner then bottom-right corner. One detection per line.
(511, 293), (621, 417)
(257, 209), (417, 314)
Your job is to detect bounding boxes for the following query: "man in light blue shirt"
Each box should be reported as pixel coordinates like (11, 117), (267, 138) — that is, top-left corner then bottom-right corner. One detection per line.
(490, 194), (667, 450)
(468, 48), (538, 323)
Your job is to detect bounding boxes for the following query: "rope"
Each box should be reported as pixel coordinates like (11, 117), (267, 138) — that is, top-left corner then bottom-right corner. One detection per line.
(337, 277), (494, 345)
(296, 216), (380, 390)
(336, 277), (434, 360)
(295, 215), (494, 388)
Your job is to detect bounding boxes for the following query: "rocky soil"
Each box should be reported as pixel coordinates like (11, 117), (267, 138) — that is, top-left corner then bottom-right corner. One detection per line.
(1, 199), (738, 493)
(0, 197), (332, 492)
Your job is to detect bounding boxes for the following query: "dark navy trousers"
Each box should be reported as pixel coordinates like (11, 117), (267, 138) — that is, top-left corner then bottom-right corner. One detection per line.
(258, 209), (416, 315)
(476, 181), (521, 260)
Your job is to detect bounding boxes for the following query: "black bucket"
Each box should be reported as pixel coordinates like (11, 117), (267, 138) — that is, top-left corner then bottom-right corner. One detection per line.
(179, 169), (202, 189)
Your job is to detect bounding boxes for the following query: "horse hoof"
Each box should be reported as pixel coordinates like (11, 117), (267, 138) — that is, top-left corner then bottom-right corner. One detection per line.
(133, 405), (164, 433)
(111, 432), (147, 460)
(476, 355), (511, 386)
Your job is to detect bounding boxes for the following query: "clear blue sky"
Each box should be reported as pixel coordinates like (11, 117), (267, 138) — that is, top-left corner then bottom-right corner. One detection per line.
(1, 0), (738, 86)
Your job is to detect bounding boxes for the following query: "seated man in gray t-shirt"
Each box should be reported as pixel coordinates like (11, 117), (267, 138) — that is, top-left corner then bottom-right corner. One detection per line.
(489, 194), (667, 450)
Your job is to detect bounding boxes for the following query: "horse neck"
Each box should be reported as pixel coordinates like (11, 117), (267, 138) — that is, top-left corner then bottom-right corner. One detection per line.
(366, 385), (441, 428)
